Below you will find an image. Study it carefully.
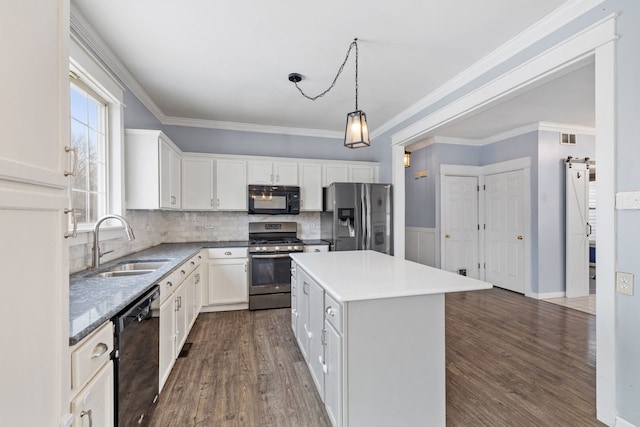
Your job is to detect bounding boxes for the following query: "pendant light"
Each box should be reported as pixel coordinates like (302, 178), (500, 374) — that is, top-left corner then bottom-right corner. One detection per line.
(288, 38), (370, 149)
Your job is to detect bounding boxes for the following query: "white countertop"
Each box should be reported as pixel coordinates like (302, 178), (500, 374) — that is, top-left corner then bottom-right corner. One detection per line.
(290, 250), (492, 302)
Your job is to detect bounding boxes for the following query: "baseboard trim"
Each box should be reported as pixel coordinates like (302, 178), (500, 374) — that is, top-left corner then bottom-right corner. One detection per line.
(533, 291), (566, 300)
(200, 303), (249, 313)
(616, 416), (638, 427)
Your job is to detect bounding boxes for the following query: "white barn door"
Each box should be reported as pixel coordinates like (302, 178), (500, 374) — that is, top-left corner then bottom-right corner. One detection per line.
(565, 163), (590, 298)
(484, 170), (526, 293)
(441, 176), (479, 278)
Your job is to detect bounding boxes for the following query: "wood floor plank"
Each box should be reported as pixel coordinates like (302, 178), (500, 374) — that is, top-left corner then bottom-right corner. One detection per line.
(149, 288), (603, 426)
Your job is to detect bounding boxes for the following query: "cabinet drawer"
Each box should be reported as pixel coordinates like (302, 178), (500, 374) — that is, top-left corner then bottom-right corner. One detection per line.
(324, 293), (342, 333)
(159, 268), (183, 304)
(71, 321), (114, 391)
(208, 247), (248, 259)
(305, 245), (329, 253)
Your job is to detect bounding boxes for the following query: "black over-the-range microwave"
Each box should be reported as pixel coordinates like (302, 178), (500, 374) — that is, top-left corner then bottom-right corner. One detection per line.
(248, 185), (300, 215)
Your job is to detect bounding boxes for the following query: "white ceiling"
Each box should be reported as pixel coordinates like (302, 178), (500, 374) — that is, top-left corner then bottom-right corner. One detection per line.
(72, 0), (591, 140)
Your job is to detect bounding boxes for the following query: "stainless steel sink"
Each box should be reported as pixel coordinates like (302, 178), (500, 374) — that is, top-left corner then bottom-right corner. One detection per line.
(94, 270), (156, 278)
(109, 260), (171, 271)
(93, 259), (172, 278)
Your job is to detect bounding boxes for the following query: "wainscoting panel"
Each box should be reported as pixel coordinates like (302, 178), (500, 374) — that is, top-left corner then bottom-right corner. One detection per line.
(405, 227), (437, 267)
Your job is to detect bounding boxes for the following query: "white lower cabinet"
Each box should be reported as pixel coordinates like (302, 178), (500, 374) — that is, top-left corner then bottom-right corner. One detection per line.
(159, 252), (204, 392)
(294, 266), (311, 361)
(206, 248), (248, 308)
(69, 321), (115, 427)
(70, 362), (114, 427)
(308, 280), (326, 398)
(324, 320), (342, 427)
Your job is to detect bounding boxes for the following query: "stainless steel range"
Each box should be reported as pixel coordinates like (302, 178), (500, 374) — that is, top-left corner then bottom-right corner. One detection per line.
(248, 222), (303, 310)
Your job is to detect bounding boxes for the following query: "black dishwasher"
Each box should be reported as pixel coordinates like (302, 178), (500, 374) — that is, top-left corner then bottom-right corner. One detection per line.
(114, 286), (160, 426)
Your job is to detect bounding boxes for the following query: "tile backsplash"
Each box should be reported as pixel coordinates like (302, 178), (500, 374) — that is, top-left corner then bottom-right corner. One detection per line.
(69, 210), (321, 273)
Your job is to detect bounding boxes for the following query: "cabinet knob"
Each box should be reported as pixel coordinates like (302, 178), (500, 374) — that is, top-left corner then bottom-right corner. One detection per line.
(445, 233), (451, 238)
(190, 261), (195, 266)
(326, 306), (335, 316)
(167, 281), (173, 287)
(91, 342), (108, 359)
(314, 249), (320, 252)
(225, 251), (232, 256)
(517, 235), (524, 240)
(181, 269), (186, 275)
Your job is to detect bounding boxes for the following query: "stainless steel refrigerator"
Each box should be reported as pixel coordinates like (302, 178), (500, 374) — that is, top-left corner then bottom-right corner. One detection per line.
(321, 182), (393, 255)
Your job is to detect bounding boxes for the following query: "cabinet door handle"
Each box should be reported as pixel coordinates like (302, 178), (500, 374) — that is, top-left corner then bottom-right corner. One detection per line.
(181, 269), (186, 275)
(314, 249), (320, 252)
(64, 208), (77, 238)
(210, 199), (214, 207)
(91, 342), (108, 359)
(326, 306), (335, 317)
(195, 273), (200, 284)
(224, 251), (232, 256)
(245, 262), (247, 273)
(321, 329), (327, 345)
(276, 174), (279, 182)
(217, 199), (220, 207)
(64, 146), (78, 177)
(80, 409), (93, 427)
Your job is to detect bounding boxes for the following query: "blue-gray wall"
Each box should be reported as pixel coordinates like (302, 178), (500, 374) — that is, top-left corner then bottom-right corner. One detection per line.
(123, 90), (393, 181)
(405, 130), (595, 297)
(611, 0), (640, 422)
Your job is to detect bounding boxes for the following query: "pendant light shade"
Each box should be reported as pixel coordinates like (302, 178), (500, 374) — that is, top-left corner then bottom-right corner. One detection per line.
(344, 110), (370, 149)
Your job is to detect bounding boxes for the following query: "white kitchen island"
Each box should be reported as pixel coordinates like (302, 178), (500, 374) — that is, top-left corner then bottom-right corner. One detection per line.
(290, 250), (492, 427)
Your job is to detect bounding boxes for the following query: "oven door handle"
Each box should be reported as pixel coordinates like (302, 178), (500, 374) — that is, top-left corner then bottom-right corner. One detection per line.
(250, 253), (295, 259)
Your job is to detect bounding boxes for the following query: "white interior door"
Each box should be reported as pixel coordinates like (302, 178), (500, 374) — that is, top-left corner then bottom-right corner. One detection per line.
(485, 170), (526, 293)
(566, 163), (590, 298)
(442, 176), (479, 278)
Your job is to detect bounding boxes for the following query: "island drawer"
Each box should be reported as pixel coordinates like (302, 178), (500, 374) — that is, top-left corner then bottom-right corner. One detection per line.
(324, 293), (342, 333)
(71, 321), (114, 392)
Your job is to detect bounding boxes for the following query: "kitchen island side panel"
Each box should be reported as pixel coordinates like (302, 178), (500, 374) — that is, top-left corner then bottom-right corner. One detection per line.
(345, 293), (445, 427)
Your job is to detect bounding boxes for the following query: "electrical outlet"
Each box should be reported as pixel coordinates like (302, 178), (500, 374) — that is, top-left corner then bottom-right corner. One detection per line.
(616, 271), (634, 296)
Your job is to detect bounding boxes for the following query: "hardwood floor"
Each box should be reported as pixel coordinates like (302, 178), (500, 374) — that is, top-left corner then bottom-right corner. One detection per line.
(149, 288), (603, 426)
(148, 309), (331, 427)
(446, 288), (602, 426)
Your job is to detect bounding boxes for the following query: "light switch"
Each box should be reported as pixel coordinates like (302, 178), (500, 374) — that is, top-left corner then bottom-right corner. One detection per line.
(616, 271), (634, 296)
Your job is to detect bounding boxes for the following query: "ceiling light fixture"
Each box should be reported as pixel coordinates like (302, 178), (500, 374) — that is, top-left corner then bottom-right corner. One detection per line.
(288, 38), (370, 149)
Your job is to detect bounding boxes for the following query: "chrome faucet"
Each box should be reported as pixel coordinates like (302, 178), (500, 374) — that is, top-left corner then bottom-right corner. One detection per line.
(92, 214), (136, 268)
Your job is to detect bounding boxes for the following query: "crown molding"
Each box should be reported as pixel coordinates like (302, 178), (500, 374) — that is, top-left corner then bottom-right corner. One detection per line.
(407, 121), (597, 152)
(70, 6), (342, 140)
(70, 5), (167, 123)
(371, 0), (605, 140)
(162, 116), (342, 139)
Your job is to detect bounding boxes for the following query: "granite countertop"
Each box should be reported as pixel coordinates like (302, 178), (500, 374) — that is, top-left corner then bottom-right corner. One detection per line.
(69, 240), (250, 345)
(290, 250), (492, 302)
(301, 239), (331, 246)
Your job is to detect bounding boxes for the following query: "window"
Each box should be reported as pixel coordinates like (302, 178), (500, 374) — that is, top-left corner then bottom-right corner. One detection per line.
(70, 80), (108, 226)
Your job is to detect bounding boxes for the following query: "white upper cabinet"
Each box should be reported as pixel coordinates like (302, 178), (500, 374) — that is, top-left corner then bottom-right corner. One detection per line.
(182, 157), (214, 210)
(216, 158), (247, 210)
(323, 164), (350, 187)
(248, 160), (298, 186)
(349, 164), (376, 183)
(299, 163), (323, 211)
(125, 130), (182, 210)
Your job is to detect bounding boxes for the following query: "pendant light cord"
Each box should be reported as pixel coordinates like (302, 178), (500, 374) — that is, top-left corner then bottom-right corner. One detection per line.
(292, 38), (359, 107)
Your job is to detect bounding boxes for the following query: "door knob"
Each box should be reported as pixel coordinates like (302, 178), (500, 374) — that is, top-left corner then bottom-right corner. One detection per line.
(517, 235), (523, 240)
(445, 234), (451, 238)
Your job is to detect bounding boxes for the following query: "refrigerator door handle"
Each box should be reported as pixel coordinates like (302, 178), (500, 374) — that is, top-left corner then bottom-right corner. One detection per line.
(360, 184), (367, 250)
